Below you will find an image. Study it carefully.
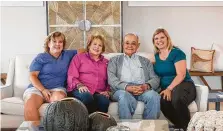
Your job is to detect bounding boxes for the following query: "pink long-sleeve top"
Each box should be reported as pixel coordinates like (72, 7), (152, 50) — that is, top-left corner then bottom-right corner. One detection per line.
(67, 52), (110, 94)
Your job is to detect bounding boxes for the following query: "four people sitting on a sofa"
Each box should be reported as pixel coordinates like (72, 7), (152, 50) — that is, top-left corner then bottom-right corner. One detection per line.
(23, 29), (196, 130)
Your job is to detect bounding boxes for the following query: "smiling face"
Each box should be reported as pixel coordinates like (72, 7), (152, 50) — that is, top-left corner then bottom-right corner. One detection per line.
(123, 34), (139, 56)
(48, 36), (64, 56)
(152, 28), (173, 53)
(153, 32), (168, 50)
(88, 38), (103, 56)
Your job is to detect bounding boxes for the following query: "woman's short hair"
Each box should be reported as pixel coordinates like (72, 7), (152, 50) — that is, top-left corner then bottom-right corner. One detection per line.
(86, 34), (106, 53)
(44, 31), (66, 53)
(152, 28), (174, 53)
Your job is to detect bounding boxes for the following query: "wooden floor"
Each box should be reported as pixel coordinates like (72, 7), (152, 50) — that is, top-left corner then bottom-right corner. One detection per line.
(208, 102), (223, 111)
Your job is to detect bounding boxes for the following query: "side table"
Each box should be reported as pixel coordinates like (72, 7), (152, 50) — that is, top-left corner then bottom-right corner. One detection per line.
(189, 71), (223, 92)
(208, 92), (223, 111)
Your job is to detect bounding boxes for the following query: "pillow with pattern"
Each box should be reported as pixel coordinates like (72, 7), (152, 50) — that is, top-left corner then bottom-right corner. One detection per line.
(190, 47), (215, 72)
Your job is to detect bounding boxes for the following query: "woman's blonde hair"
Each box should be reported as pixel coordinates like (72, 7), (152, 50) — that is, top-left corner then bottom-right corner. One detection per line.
(44, 31), (66, 53)
(152, 28), (174, 53)
(86, 34), (106, 53)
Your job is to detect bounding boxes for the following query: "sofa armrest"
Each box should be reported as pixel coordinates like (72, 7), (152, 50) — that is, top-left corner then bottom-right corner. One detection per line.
(0, 84), (13, 99)
(1, 58), (15, 99)
(194, 84), (209, 112)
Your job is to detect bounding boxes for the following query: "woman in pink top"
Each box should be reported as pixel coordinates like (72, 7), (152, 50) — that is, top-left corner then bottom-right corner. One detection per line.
(67, 34), (110, 113)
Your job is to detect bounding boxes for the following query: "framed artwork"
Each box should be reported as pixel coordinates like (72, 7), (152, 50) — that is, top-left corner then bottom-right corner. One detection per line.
(46, 1), (123, 53)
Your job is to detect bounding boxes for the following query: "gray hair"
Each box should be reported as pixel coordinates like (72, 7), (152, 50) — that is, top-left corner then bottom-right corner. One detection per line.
(124, 33), (139, 44)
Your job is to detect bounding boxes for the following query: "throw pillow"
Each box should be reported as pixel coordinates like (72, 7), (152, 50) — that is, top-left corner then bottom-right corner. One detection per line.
(212, 44), (223, 71)
(190, 47), (215, 72)
(136, 52), (155, 63)
(102, 53), (122, 60)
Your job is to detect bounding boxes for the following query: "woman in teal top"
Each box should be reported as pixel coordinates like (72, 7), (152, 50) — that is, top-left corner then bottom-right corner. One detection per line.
(152, 28), (196, 130)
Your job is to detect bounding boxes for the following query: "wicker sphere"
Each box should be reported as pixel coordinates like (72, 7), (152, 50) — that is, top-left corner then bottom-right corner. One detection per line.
(88, 112), (117, 131)
(43, 98), (89, 131)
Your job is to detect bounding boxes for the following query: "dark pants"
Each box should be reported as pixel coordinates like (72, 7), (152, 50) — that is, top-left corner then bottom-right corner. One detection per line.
(160, 81), (196, 130)
(72, 90), (110, 114)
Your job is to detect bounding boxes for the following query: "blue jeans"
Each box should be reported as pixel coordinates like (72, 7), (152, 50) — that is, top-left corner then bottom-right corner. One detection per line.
(72, 90), (110, 113)
(112, 90), (160, 119)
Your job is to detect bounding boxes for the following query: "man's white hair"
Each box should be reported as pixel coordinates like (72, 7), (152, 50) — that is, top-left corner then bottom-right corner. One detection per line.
(124, 33), (139, 43)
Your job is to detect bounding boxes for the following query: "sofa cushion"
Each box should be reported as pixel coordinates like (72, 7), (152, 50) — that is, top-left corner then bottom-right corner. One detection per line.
(1, 97), (50, 117)
(108, 101), (144, 116)
(188, 101), (198, 113)
(1, 97), (24, 116)
(1, 97), (197, 117)
(39, 103), (49, 117)
(108, 100), (197, 119)
(1, 114), (24, 128)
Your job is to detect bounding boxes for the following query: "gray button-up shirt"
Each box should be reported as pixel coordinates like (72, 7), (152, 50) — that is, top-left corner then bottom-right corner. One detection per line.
(121, 54), (145, 84)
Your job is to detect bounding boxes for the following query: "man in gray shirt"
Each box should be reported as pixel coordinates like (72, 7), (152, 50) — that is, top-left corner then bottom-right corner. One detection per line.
(107, 33), (160, 119)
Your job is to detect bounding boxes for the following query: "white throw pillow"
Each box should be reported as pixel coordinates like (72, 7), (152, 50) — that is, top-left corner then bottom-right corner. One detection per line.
(102, 53), (122, 60)
(136, 52), (155, 63)
(212, 44), (223, 71)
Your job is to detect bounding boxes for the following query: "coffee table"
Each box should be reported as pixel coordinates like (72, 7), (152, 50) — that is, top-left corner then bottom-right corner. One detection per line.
(17, 121), (43, 131)
(17, 120), (169, 131)
(117, 119), (169, 131)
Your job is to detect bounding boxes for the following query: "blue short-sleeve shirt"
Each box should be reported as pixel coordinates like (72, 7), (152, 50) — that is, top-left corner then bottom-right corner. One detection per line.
(154, 47), (192, 89)
(28, 50), (77, 89)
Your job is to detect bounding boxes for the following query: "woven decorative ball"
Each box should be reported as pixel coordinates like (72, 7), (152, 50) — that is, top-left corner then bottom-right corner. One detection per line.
(89, 112), (117, 131)
(43, 97), (89, 131)
(187, 110), (223, 131)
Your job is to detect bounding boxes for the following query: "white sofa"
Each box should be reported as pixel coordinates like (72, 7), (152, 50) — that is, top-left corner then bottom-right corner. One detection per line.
(0, 53), (209, 128)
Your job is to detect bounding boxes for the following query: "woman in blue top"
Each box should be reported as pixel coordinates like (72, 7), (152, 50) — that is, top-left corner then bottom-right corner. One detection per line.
(152, 28), (196, 130)
(23, 31), (78, 121)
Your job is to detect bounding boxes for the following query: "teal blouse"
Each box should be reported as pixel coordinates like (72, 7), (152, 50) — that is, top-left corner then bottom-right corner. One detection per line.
(154, 47), (193, 89)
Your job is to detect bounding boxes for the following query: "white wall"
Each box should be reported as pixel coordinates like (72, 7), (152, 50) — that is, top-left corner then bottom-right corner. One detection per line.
(123, 2), (223, 90)
(1, 1), (222, 89)
(1, 2), (47, 73)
